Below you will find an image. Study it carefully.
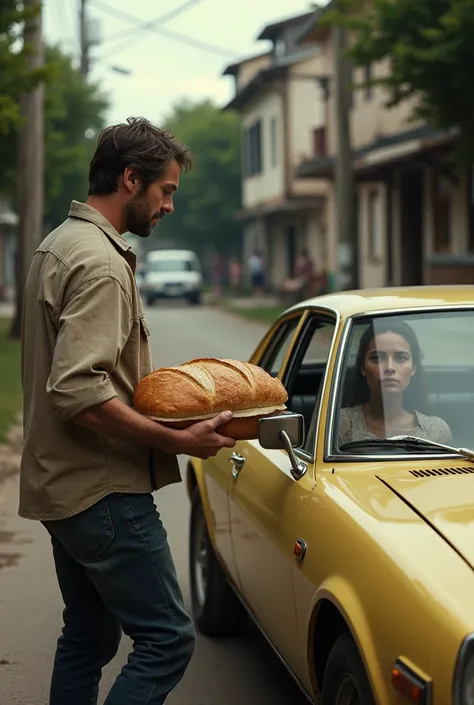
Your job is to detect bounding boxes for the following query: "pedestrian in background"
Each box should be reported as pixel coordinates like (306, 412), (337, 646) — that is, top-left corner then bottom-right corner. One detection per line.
(248, 249), (265, 296)
(211, 251), (224, 298)
(19, 117), (236, 705)
(228, 256), (242, 294)
(294, 247), (316, 299)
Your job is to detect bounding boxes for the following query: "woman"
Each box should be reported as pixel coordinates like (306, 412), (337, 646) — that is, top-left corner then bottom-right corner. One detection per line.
(339, 320), (452, 445)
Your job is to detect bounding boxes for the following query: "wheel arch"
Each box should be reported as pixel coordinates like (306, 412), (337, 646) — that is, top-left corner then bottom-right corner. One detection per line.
(307, 584), (387, 703)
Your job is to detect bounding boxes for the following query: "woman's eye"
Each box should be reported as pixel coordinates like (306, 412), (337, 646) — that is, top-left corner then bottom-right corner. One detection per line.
(395, 353), (410, 363)
(370, 353), (383, 362)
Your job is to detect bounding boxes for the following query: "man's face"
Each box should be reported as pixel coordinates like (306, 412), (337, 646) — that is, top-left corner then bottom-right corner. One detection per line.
(125, 159), (180, 238)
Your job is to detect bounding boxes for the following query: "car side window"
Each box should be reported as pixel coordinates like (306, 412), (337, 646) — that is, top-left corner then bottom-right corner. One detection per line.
(283, 314), (337, 454)
(259, 315), (302, 377)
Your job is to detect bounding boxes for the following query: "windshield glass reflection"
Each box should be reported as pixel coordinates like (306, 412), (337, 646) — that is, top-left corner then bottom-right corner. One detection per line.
(335, 311), (474, 454)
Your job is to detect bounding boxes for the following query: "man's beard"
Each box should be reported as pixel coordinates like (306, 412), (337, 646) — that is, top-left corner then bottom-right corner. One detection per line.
(125, 191), (163, 239)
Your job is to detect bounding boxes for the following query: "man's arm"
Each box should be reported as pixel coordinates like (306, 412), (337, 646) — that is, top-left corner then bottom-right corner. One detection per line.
(74, 398), (235, 459)
(48, 274), (235, 459)
(47, 275), (133, 420)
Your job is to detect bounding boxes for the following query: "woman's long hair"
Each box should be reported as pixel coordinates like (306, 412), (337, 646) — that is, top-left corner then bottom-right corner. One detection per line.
(347, 320), (431, 414)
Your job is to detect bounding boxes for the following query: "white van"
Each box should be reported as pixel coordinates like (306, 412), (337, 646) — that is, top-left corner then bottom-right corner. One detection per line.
(142, 249), (203, 306)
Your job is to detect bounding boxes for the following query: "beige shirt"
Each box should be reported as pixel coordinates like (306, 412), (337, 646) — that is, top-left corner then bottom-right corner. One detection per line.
(339, 405), (453, 446)
(19, 201), (180, 521)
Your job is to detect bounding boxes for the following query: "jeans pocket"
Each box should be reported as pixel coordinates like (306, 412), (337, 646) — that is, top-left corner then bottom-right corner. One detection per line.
(45, 496), (115, 562)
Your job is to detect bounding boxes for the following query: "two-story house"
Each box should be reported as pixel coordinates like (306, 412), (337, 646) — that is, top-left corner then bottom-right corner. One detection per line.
(222, 11), (332, 291)
(296, 8), (474, 289)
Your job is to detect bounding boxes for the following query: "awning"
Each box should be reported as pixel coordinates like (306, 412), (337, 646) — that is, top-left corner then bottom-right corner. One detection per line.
(235, 195), (325, 221)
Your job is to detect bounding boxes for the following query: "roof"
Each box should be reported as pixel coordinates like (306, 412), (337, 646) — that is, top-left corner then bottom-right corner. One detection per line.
(296, 125), (454, 179)
(235, 195), (325, 221)
(257, 11), (315, 41)
(222, 50), (271, 77)
(287, 286), (474, 319)
(223, 46), (319, 112)
(296, 2), (334, 44)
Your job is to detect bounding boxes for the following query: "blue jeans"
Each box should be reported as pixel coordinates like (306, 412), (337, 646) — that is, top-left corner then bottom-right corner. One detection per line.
(43, 492), (195, 705)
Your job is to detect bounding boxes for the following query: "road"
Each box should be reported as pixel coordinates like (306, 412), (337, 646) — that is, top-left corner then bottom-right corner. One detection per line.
(0, 303), (309, 705)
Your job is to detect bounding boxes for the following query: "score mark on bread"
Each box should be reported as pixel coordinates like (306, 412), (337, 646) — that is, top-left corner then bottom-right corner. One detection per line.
(133, 357), (288, 440)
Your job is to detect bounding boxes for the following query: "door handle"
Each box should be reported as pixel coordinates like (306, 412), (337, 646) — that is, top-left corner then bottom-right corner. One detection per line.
(229, 452), (246, 479)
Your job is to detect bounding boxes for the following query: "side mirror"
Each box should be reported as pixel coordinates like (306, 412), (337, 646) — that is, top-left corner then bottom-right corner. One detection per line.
(258, 413), (307, 480)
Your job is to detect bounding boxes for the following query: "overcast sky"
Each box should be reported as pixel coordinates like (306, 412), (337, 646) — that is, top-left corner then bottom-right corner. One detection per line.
(43, 0), (313, 127)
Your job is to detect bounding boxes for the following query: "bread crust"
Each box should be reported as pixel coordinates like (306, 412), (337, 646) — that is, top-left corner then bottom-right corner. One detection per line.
(159, 411), (282, 441)
(133, 357), (288, 422)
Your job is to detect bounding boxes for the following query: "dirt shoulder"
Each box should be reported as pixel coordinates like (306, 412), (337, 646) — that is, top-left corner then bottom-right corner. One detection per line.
(0, 417), (22, 490)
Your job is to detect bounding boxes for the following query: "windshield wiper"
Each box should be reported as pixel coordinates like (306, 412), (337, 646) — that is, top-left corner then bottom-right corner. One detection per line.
(340, 435), (474, 462)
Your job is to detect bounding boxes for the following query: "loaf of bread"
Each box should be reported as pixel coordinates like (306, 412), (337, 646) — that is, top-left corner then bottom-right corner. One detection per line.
(133, 357), (288, 440)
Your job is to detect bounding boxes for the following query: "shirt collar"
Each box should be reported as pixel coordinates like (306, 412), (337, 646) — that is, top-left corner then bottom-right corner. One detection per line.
(68, 200), (137, 273)
(68, 200), (131, 253)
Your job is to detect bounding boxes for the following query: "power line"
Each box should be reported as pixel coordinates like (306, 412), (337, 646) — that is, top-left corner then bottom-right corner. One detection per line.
(89, 0), (238, 59)
(102, 0), (205, 44)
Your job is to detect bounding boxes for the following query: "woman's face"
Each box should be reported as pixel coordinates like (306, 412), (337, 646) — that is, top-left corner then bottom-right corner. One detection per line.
(362, 331), (415, 397)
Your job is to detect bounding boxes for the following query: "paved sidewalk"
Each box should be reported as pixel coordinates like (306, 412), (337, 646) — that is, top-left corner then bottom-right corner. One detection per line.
(0, 302), (14, 317)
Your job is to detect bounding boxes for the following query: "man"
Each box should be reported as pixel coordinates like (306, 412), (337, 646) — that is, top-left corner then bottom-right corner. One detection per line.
(19, 117), (236, 705)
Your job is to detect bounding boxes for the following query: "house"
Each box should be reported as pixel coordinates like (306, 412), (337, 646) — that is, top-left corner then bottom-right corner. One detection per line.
(222, 11), (332, 291)
(0, 200), (18, 301)
(296, 9), (474, 289)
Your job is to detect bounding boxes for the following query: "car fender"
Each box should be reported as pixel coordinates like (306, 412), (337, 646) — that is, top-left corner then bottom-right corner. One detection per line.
(186, 458), (219, 552)
(309, 579), (390, 704)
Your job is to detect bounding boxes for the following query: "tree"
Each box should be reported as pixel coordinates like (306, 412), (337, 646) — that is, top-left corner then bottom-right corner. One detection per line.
(42, 45), (108, 228)
(0, 44), (108, 221)
(0, 0), (46, 133)
(148, 99), (242, 264)
(324, 0), (474, 159)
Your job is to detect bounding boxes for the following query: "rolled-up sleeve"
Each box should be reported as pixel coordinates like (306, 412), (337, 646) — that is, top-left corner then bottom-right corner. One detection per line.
(47, 275), (133, 420)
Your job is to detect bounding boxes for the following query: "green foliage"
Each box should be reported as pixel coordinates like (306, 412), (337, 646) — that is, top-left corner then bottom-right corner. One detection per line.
(0, 0), (46, 133)
(0, 317), (21, 442)
(149, 99), (243, 259)
(323, 0), (474, 159)
(42, 45), (108, 228)
(0, 42), (108, 226)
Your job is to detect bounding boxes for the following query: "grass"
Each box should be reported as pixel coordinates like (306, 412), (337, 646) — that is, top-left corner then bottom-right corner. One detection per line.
(0, 318), (22, 443)
(222, 304), (287, 324)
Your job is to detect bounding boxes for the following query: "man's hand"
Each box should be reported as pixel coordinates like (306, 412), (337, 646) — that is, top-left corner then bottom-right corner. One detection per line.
(74, 399), (236, 460)
(166, 411), (236, 459)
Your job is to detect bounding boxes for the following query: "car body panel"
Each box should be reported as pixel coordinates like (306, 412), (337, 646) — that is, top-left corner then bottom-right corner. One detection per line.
(380, 471), (474, 570)
(287, 285), (474, 319)
(293, 462), (474, 703)
(228, 438), (315, 674)
(200, 450), (242, 590)
(188, 285), (474, 703)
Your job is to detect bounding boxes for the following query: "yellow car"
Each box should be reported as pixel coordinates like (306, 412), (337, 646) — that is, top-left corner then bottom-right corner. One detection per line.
(186, 287), (474, 705)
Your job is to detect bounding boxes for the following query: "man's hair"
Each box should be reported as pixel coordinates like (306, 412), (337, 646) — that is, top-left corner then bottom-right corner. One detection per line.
(88, 116), (192, 196)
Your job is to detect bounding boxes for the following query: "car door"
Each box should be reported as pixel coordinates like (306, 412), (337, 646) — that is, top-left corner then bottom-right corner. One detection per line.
(201, 311), (306, 590)
(228, 310), (337, 675)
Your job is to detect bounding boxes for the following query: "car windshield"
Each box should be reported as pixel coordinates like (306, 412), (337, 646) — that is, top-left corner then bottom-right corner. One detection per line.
(148, 259), (194, 273)
(333, 309), (474, 455)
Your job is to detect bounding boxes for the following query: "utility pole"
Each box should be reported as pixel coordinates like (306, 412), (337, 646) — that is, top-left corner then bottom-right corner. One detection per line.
(332, 20), (358, 291)
(80, 0), (89, 77)
(10, 0), (44, 339)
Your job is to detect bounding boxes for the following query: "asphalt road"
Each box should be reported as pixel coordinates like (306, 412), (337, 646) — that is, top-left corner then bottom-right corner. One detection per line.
(0, 303), (309, 705)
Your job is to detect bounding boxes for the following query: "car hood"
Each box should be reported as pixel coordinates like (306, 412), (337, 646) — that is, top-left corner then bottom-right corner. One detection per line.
(379, 469), (474, 569)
